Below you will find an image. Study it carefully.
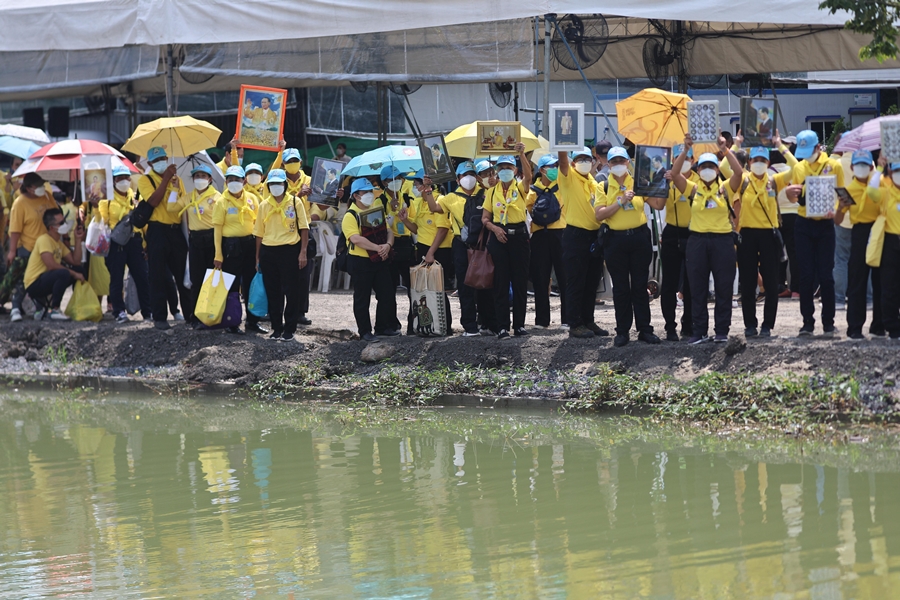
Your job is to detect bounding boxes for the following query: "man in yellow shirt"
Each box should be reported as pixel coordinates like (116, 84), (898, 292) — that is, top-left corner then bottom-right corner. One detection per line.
(215, 139), (244, 175)
(661, 144), (697, 340)
(23, 208), (84, 320)
(379, 165), (417, 292)
(526, 154), (567, 329)
(137, 146), (191, 330)
(868, 160), (900, 339)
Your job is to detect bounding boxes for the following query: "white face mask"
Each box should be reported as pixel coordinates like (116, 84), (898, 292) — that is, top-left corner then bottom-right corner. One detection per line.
(115, 179), (132, 193)
(56, 221), (71, 235)
(575, 161), (594, 175)
(806, 150), (820, 164)
(268, 184), (285, 197)
(609, 164), (628, 177)
(459, 175), (477, 191)
(359, 192), (375, 207)
(892, 173), (900, 187)
(411, 187), (422, 198)
(227, 181), (244, 195)
(193, 178), (210, 192)
(151, 161), (167, 174)
(385, 180), (403, 193)
(750, 162), (769, 176)
(247, 173), (262, 186)
(680, 161), (693, 174)
(33, 186), (46, 197)
(852, 165), (871, 180)
(699, 168), (718, 183)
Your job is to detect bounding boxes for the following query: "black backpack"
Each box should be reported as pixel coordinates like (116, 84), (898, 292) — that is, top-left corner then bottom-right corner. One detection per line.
(335, 211), (359, 273)
(461, 189), (486, 245)
(530, 184), (561, 227)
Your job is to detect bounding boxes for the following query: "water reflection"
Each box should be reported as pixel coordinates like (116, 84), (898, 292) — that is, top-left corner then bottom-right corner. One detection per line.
(0, 398), (898, 598)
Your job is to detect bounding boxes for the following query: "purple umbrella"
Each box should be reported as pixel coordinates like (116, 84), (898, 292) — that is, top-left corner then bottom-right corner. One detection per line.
(833, 115), (900, 153)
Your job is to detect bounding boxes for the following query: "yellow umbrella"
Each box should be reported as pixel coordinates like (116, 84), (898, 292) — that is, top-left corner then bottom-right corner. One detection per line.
(122, 116), (222, 158)
(615, 88), (692, 149)
(445, 120), (542, 159)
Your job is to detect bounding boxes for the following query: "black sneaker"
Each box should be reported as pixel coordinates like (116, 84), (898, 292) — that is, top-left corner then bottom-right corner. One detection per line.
(638, 332), (661, 344)
(798, 326), (814, 337)
(514, 327), (528, 336)
(569, 325), (594, 339)
(362, 333), (379, 342)
(227, 326), (245, 335)
(759, 328), (771, 338)
(688, 335), (709, 345)
(714, 334), (728, 343)
(497, 329), (510, 340)
(281, 331), (296, 342)
(298, 315), (312, 325)
(822, 326), (836, 339)
(744, 327), (758, 337)
(246, 322), (269, 334)
(586, 323), (610, 337)
(870, 329), (886, 337)
(377, 329), (401, 337)
(154, 321), (170, 330)
(613, 334), (629, 347)
(269, 330), (283, 340)
(665, 331), (679, 342)
(848, 331), (865, 340)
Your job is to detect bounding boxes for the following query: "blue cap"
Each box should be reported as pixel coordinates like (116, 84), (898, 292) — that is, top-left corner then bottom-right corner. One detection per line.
(537, 154), (559, 169)
(891, 162), (900, 171)
(697, 152), (719, 166)
(475, 160), (493, 174)
(147, 146), (167, 162)
(571, 148), (593, 161)
(191, 164), (214, 176)
(282, 148), (302, 163)
(674, 144), (694, 159)
(405, 168), (426, 181)
(266, 169), (287, 183)
(749, 147), (770, 160)
(794, 130), (819, 160)
(456, 161), (476, 176)
(112, 165), (132, 178)
(495, 155), (516, 166)
(851, 149), (873, 165)
(380, 165), (402, 181)
(351, 178), (374, 194)
(225, 165), (246, 179)
(245, 162), (263, 174)
(607, 147), (629, 161)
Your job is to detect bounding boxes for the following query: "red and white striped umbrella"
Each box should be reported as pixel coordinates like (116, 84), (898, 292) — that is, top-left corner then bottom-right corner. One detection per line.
(12, 139), (139, 181)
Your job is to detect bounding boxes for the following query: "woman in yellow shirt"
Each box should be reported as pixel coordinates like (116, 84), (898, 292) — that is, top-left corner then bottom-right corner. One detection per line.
(868, 158), (900, 339)
(672, 135), (743, 344)
(178, 164), (221, 328)
(526, 154), (567, 330)
(594, 146), (664, 347)
(410, 167), (454, 334)
(99, 165), (151, 322)
(253, 169), (309, 341)
(661, 143), (697, 340)
(481, 145), (532, 339)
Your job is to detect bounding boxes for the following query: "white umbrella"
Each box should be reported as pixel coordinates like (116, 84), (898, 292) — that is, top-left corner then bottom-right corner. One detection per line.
(0, 123), (50, 144)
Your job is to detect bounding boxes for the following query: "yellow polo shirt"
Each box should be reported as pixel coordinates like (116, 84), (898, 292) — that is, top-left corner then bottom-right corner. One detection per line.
(138, 172), (184, 226)
(666, 171), (698, 227)
(685, 179), (737, 234)
(866, 179), (900, 235)
(24, 234), (69, 289)
(481, 181), (528, 225)
(596, 174), (647, 231)
(411, 196), (453, 248)
(286, 173), (312, 217)
(437, 188), (483, 236)
(99, 189), (143, 233)
(213, 189), (259, 262)
(178, 186), (219, 231)
(846, 176), (880, 225)
(737, 173), (779, 230)
(341, 204), (373, 258)
(557, 168), (600, 230)
(254, 194), (308, 247)
(526, 180), (566, 232)
(8, 194), (59, 251)
(786, 153), (844, 219)
(383, 192), (416, 237)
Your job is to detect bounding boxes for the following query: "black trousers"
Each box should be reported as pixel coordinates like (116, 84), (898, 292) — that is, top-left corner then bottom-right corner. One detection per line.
(795, 217), (835, 329)
(847, 221), (883, 335)
(562, 225), (604, 329)
(737, 228), (781, 330)
(146, 222), (191, 323)
(882, 233), (900, 337)
(604, 226), (653, 335)
(660, 224), (692, 336)
(686, 233), (736, 337)
(390, 236), (415, 289)
(530, 227), (567, 327)
(105, 235), (151, 318)
(487, 227), (529, 331)
(221, 235), (260, 326)
(259, 242), (302, 335)
(452, 238), (496, 333)
(26, 269), (73, 308)
(349, 255), (397, 336)
(416, 242), (453, 332)
(780, 213), (799, 293)
(189, 229), (216, 324)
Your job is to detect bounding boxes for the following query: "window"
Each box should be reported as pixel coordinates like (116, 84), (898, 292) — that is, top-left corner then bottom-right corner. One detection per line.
(805, 115), (840, 142)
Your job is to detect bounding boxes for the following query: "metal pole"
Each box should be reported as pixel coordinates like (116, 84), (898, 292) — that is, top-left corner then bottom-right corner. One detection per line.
(533, 17), (541, 135)
(513, 83), (519, 121)
(165, 44), (175, 117)
(541, 15), (553, 139)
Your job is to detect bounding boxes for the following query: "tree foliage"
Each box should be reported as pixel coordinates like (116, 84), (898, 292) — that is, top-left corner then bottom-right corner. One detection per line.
(820, 0), (900, 62)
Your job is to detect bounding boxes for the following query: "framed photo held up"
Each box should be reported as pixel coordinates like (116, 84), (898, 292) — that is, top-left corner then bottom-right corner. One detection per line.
(687, 100), (720, 144)
(80, 156), (113, 206)
(633, 145), (671, 199)
(477, 121), (520, 154)
(417, 134), (454, 184)
(309, 157), (345, 207)
(805, 175), (837, 218)
(740, 97), (778, 147)
(236, 85), (288, 151)
(880, 119), (900, 161)
(549, 103), (584, 151)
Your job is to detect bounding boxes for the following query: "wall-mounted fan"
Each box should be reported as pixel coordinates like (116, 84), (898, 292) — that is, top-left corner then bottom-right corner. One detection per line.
(177, 47), (214, 85)
(551, 14), (609, 71)
(729, 74), (767, 97)
(489, 82), (513, 108)
(388, 83), (422, 96)
(642, 20), (723, 90)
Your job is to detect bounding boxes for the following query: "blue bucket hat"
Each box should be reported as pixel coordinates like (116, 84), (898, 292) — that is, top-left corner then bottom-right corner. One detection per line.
(851, 149), (873, 165)
(673, 144), (694, 159)
(794, 130), (820, 160)
(244, 162), (263, 175)
(405, 168), (426, 181)
(380, 165), (402, 181)
(147, 146), (167, 162)
(191, 164), (214, 176)
(537, 154), (559, 169)
(112, 165), (132, 178)
(455, 161), (476, 176)
(351, 178), (374, 194)
(475, 160), (493, 174)
(607, 147), (629, 161)
(495, 155), (516, 166)
(571, 148), (593, 161)
(749, 147), (771, 161)
(225, 165), (246, 179)
(282, 148), (302, 163)
(697, 152), (719, 167)
(266, 169), (287, 183)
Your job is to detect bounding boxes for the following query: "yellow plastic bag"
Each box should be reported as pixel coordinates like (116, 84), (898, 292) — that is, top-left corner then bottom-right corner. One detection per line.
(88, 252), (110, 296)
(194, 268), (232, 327)
(866, 215), (886, 268)
(65, 281), (103, 322)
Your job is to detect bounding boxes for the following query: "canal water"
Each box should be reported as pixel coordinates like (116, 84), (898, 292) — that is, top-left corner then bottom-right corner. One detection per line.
(0, 391), (898, 598)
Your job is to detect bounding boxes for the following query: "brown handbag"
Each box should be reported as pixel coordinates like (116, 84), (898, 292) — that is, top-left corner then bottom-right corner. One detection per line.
(465, 228), (494, 290)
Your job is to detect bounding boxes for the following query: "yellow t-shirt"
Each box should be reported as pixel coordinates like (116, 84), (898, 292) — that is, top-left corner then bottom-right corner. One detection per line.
(411, 196), (452, 248)
(787, 153), (844, 219)
(596, 174), (647, 230)
(137, 172), (185, 225)
(99, 189), (143, 233)
(178, 186), (219, 231)
(8, 194), (58, 252)
(286, 173), (312, 217)
(213, 189), (259, 262)
(737, 173), (779, 230)
(24, 234), (70, 289)
(254, 194), (308, 247)
(846, 176), (881, 225)
(481, 181), (528, 225)
(556, 168), (600, 231)
(685, 179), (738, 234)
(341, 204), (373, 258)
(526, 180), (566, 232)
(437, 187), (484, 236)
(866, 178), (900, 235)
(382, 191), (415, 238)
(665, 171), (698, 227)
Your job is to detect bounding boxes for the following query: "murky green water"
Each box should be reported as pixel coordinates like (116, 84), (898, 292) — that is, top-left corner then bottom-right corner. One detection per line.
(1, 392), (899, 599)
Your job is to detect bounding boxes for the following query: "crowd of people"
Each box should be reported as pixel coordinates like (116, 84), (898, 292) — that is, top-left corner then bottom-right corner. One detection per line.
(2, 125), (899, 344)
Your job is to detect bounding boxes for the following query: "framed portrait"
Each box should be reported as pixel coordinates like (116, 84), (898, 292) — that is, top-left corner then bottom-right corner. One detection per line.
(633, 145), (671, 199)
(80, 155), (112, 205)
(549, 103), (584, 151)
(477, 121), (520, 155)
(309, 157), (345, 206)
(236, 84), (288, 151)
(805, 175), (837, 218)
(417, 134), (454, 184)
(835, 187), (856, 206)
(880, 119), (900, 161)
(687, 100), (720, 144)
(740, 97), (778, 147)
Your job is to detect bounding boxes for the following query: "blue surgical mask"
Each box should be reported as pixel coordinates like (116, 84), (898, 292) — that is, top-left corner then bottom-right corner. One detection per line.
(498, 169), (515, 183)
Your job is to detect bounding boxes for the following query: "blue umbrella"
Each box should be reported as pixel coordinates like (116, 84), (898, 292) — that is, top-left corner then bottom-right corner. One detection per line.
(0, 135), (41, 160)
(339, 145), (422, 178)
